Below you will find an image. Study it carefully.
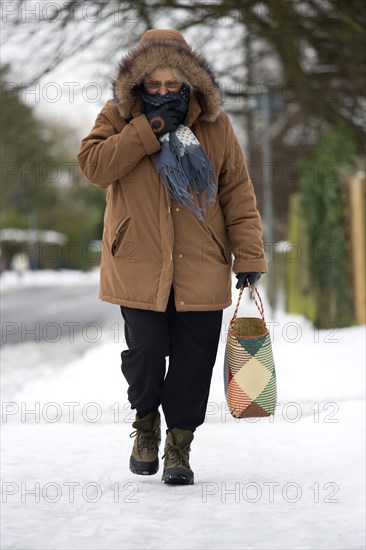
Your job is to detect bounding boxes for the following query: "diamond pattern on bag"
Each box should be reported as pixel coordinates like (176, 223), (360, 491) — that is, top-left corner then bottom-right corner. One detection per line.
(233, 355), (272, 401)
(227, 378), (253, 416)
(227, 337), (252, 375)
(254, 375), (277, 413)
(240, 335), (265, 357)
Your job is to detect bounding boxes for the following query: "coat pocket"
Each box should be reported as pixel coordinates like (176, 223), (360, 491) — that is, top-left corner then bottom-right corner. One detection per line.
(111, 217), (131, 256)
(207, 222), (231, 264)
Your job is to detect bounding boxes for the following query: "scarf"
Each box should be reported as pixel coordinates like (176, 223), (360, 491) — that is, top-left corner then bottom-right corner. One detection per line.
(141, 84), (216, 221)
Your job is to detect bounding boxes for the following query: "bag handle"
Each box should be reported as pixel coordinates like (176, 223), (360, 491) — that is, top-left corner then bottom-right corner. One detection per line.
(230, 279), (267, 328)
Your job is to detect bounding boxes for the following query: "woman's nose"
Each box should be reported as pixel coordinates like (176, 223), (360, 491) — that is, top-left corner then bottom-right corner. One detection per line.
(158, 86), (169, 95)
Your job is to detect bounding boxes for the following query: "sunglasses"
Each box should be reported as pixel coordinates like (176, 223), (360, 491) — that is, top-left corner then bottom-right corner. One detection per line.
(143, 80), (183, 92)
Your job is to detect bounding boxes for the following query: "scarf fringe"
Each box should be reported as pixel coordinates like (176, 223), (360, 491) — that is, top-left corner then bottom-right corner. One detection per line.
(141, 87), (216, 221)
(158, 165), (206, 221)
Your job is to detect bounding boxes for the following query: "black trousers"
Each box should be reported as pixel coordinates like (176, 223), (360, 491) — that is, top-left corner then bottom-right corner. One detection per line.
(120, 285), (223, 432)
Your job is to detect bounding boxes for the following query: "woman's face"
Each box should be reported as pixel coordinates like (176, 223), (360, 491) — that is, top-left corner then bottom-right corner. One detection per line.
(143, 67), (183, 95)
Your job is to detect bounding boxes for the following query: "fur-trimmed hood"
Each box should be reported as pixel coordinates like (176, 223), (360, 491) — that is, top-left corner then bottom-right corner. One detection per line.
(111, 29), (222, 123)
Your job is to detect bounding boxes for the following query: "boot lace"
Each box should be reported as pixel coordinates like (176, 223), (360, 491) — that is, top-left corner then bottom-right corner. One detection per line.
(162, 444), (190, 469)
(129, 429), (160, 455)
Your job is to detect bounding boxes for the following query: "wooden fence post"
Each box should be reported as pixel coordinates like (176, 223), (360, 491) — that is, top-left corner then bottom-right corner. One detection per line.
(348, 174), (366, 324)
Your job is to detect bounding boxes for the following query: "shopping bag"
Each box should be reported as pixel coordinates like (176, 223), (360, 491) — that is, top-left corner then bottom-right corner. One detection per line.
(224, 281), (277, 418)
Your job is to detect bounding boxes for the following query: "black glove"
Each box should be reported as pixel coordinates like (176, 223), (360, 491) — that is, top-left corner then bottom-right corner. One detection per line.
(145, 99), (183, 138)
(235, 272), (262, 289)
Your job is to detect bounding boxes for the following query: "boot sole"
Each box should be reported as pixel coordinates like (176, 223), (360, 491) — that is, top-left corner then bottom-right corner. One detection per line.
(130, 456), (159, 476)
(162, 467), (194, 485)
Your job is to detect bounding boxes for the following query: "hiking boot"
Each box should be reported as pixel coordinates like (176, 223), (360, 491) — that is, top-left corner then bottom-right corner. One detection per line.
(129, 410), (161, 475)
(161, 427), (194, 485)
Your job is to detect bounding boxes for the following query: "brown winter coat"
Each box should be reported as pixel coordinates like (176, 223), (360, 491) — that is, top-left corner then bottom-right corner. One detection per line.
(77, 29), (268, 312)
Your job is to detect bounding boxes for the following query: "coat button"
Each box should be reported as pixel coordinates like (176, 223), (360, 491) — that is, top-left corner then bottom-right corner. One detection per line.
(175, 207), (180, 212)
(180, 300), (185, 305)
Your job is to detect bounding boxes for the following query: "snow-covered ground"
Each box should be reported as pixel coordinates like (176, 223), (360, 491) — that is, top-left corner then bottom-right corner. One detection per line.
(1, 270), (365, 550)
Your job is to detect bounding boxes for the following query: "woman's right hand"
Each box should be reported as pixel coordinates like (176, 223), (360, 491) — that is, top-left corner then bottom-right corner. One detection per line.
(145, 99), (182, 137)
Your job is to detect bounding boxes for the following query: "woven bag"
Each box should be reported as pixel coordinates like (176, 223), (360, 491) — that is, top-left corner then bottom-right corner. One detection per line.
(224, 281), (277, 418)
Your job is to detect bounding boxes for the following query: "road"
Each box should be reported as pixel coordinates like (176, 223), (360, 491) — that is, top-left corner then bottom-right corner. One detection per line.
(1, 284), (121, 346)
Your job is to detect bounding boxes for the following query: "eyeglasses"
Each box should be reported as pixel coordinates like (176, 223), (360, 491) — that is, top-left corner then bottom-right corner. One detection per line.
(143, 80), (183, 92)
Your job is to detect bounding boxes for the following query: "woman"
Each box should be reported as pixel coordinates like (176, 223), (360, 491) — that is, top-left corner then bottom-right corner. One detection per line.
(78, 28), (268, 486)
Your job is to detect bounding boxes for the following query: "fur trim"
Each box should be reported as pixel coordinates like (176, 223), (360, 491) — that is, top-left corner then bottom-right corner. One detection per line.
(111, 36), (223, 123)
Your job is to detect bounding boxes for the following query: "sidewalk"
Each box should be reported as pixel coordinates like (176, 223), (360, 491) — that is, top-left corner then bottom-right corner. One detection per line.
(1, 290), (365, 549)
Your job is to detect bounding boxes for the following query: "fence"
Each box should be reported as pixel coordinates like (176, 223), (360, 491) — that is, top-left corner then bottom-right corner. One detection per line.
(286, 172), (365, 326)
(345, 173), (366, 324)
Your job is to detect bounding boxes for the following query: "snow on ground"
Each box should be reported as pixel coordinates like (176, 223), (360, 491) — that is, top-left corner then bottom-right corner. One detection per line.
(1, 271), (365, 550)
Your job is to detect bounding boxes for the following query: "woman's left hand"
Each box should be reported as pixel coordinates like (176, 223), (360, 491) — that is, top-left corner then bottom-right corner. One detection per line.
(235, 272), (262, 289)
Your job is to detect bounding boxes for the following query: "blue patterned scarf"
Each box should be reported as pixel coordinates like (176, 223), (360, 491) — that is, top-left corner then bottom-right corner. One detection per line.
(141, 84), (216, 221)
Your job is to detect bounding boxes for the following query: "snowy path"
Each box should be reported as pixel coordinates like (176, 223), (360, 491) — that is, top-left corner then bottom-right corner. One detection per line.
(1, 275), (365, 549)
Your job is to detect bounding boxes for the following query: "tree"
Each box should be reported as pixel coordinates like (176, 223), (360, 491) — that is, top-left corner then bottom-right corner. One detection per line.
(0, 64), (60, 225)
(1, 64), (105, 269)
(299, 121), (357, 327)
(2, 0), (365, 148)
